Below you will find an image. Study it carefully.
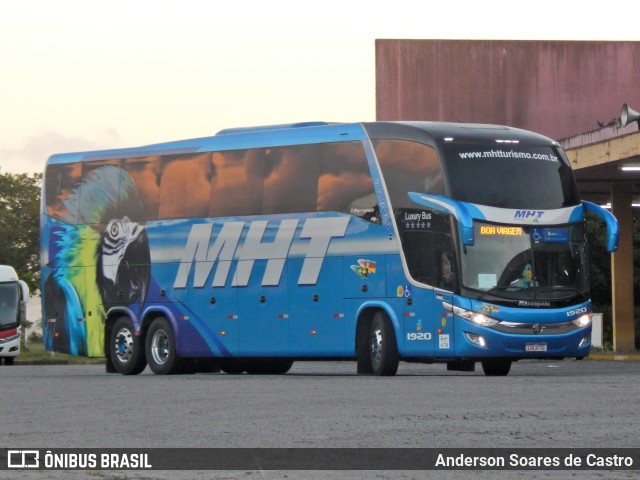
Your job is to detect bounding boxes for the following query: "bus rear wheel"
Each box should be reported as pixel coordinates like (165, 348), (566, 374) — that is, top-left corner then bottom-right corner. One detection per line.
(369, 311), (399, 376)
(110, 317), (147, 375)
(145, 317), (184, 375)
(481, 359), (512, 376)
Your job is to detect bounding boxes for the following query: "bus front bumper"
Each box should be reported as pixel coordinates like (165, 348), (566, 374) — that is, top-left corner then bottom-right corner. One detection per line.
(453, 321), (591, 359)
(0, 329), (20, 358)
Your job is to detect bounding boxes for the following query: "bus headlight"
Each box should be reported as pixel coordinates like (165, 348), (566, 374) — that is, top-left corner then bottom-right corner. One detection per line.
(447, 304), (499, 327)
(468, 312), (499, 327)
(571, 314), (592, 328)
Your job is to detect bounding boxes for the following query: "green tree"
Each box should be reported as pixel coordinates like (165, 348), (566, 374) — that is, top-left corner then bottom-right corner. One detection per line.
(0, 172), (41, 293)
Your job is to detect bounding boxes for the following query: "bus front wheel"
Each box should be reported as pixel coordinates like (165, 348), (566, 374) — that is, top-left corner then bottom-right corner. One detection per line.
(481, 359), (512, 376)
(110, 317), (147, 375)
(145, 317), (184, 375)
(369, 311), (399, 376)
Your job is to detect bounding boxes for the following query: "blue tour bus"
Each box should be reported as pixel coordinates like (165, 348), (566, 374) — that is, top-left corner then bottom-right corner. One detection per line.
(40, 121), (618, 376)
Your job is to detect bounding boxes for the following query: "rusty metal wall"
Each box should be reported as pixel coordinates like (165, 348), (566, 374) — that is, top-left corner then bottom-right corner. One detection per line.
(375, 40), (640, 140)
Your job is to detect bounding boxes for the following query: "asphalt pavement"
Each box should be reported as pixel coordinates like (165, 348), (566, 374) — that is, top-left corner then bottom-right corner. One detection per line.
(1, 359), (639, 480)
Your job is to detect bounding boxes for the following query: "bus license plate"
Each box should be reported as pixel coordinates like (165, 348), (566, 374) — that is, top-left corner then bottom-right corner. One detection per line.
(525, 343), (547, 352)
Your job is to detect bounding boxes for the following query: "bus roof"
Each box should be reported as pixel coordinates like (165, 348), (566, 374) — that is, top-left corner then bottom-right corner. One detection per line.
(364, 121), (557, 146)
(44, 121), (557, 166)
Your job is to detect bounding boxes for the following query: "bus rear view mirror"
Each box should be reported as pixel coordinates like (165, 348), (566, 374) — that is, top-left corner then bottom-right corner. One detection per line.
(582, 201), (619, 253)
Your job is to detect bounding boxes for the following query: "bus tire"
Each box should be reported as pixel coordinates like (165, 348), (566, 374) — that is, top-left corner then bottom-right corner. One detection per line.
(357, 319), (373, 375)
(244, 358), (294, 375)
(110, 317), (147, 375)
(481, 359), (512, 376)
(145, 317), (184, 375)
(369, 311), (399, 376)
(3, 357), (15, 365)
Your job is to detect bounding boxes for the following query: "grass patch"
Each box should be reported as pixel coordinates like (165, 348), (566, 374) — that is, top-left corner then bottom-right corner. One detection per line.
(15, 341), (105, 365)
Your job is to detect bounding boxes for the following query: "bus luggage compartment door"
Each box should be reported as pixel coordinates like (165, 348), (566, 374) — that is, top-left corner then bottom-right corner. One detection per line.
(237, 260), (289, 356)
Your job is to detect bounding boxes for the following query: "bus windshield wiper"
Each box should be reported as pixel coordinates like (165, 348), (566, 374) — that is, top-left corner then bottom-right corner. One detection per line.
(475, 286), (524, 302)
(536, 285), (587, 299)
(490, 286), (525, 292)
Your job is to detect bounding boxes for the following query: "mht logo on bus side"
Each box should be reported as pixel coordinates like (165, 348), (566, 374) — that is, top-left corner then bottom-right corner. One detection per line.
(173, 217), (351, 289)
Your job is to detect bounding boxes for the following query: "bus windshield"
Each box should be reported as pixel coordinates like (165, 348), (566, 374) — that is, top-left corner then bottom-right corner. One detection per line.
(0, 283), (19, 328)
(461, 222), (589, 303)
(442, 143), (580, 209)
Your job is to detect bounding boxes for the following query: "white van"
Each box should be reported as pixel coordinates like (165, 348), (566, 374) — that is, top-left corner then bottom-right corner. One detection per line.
(0, 265), (29, 365)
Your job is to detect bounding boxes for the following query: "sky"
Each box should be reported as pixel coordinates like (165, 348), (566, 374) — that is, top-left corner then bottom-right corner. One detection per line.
(0, 0), (637, 174)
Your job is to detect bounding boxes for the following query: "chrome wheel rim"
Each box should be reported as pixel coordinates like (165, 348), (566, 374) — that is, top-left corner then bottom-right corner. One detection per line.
(114, 327), (134, 364)
(151, 329), (170, 366)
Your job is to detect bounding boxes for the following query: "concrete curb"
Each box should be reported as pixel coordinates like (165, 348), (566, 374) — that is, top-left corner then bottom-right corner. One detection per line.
(588, 353), (640, 361)
(13, 360), (71, 365)
(13, 359), (105, 366)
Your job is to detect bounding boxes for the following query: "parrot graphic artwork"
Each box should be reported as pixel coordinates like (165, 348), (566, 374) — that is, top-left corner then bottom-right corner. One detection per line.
(42, 165), (151, 357)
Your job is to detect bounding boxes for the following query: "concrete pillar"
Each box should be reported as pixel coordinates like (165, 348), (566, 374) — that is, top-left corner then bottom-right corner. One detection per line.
(610, 183), (636, 352)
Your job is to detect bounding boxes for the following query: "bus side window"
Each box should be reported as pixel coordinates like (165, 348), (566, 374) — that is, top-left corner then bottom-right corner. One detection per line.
(263, 144), (319, 214)
(210, 148), (264, 218)
(400, 231), (433, 284)
(433, 235), (457, 291)
(124, 156), (160, 221)
(45, 163), (83, 223)
(373, 139), (445, 209)
(159, 153), (212, 219)
(317, 141), (378, 221)
(397, 209), (457, 290)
